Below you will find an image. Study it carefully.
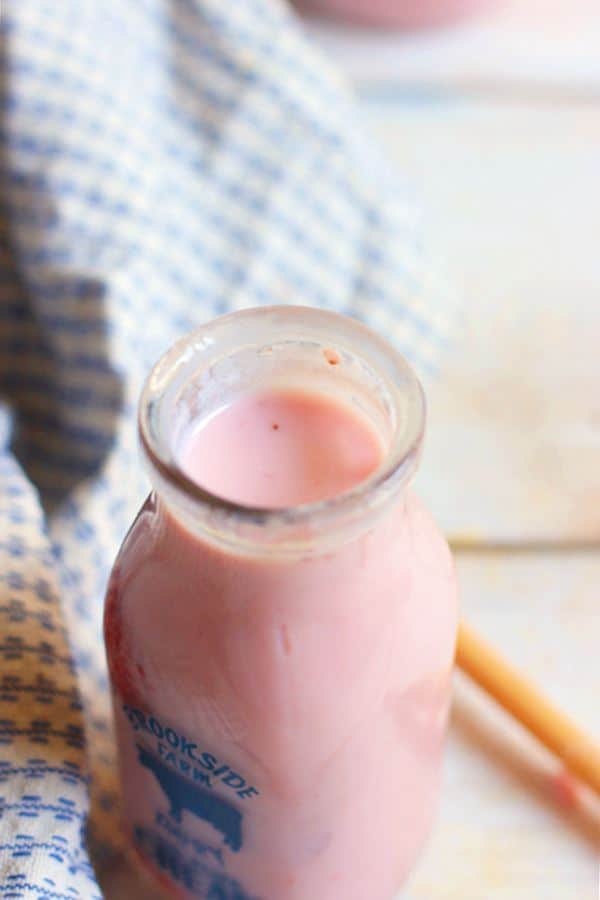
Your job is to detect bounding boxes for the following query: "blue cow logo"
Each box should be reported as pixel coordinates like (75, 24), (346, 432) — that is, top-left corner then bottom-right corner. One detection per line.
(134, 825), (259, 900)
(137, 744), (243, 852)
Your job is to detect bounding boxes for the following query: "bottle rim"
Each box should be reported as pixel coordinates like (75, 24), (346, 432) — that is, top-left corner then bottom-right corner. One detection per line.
(138, 305), (425, 552)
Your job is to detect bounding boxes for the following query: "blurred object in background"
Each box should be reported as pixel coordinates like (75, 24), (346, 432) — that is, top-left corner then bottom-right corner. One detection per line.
(293, 0), (498, 29)
(300, 0), (600, 93)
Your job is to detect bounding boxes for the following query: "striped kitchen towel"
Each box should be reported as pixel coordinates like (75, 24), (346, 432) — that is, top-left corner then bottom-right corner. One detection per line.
(0, 0), (457, 895)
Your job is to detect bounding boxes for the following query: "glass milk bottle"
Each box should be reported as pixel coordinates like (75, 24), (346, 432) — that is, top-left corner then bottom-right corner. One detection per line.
(104, 306), (458, 900)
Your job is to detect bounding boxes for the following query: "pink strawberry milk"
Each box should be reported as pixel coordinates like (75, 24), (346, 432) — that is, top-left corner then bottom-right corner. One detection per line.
(104, 306), (458, 900)
(295, 0), (498, 29)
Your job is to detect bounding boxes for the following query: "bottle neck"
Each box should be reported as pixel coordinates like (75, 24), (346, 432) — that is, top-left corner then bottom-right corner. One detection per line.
(139, 306), (425, 559)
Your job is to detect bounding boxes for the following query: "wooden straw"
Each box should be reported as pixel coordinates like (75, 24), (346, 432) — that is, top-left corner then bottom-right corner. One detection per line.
(456, 620), (600, 797)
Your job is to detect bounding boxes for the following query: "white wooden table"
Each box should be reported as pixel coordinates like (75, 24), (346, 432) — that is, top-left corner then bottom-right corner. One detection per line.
(354, 15), (600, 898)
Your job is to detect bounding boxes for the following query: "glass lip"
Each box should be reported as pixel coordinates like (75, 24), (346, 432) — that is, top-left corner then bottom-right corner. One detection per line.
(138, 305), (426, 534)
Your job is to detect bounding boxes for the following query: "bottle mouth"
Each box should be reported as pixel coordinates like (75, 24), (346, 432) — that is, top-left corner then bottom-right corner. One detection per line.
(138, 306), (425, 553)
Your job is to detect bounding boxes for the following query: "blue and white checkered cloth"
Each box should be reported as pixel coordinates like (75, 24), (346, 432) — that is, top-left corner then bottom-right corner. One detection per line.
(0, 1), (456, 896)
